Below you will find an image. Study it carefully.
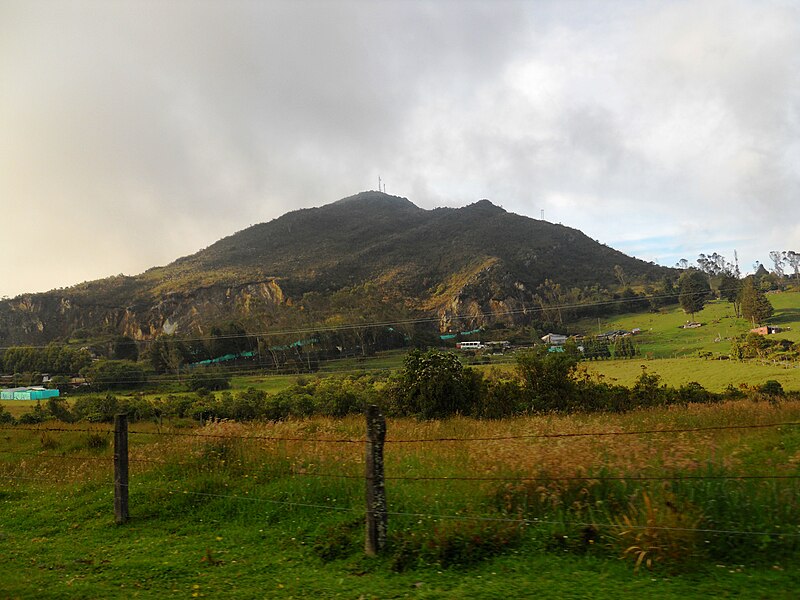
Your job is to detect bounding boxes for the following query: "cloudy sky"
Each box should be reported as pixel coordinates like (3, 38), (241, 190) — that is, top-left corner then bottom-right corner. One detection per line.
(1, 0), (799, 298)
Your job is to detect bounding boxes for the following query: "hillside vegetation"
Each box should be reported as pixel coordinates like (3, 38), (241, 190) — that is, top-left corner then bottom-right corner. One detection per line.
(0, 191), (670, 346)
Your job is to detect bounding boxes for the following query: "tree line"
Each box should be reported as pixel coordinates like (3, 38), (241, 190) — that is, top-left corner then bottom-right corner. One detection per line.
(2, 348), (791, 427)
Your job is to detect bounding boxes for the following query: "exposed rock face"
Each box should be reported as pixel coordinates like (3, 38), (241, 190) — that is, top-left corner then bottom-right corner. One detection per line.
(0, 279), (288, 345)
(0, 191), (671, 345)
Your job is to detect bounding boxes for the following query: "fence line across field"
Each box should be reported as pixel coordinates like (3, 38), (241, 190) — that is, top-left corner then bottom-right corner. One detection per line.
(3, 408), (799, 557)
(3, 447), (799, 482)
(4, 420), (799, 444)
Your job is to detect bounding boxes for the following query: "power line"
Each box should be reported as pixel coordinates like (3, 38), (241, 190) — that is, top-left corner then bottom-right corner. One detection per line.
(0, 290), (690, 351)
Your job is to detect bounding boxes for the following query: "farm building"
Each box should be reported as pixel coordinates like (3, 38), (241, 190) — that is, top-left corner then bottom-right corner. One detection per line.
(750, 326), (784, 336)
(0, 387), (60, 400)
(541, 333), (568, 345)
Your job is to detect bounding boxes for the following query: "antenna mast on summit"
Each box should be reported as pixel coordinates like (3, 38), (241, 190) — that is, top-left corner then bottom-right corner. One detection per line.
(541, 209), (544, 220)
(378, 176), (382, 192)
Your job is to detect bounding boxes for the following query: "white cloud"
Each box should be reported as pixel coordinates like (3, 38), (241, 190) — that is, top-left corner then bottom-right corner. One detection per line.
(0, 0), (798, 297)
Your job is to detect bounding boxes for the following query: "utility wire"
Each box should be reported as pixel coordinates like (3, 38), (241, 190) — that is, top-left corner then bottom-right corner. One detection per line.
(0, 290), (690, 351)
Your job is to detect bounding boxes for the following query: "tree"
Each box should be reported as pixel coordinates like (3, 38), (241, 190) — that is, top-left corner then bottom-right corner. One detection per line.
(678, 270), (711, 319)
(515, 346), (578, 412)
(613, 265), (626, 287)
(82, 360), (146, 391)
(534, 279), (571, 327)
(719, 273), (742, 318)
(739, 277), (774, 325)
(784, 251), (800, 281)
(769, 251), (785, 278)
(187, 367), (232, 392)
(392, 349), (479, 419)
(112, 336), (139, 361)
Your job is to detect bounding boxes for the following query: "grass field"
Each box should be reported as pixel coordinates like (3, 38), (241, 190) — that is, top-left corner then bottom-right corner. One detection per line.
(585, 357), (800, 392)
(575, 291), (800, 359)
(1, 400), (799, 597)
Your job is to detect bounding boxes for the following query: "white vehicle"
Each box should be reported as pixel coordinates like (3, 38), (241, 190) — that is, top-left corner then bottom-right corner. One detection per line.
(456, 341), (484, 350)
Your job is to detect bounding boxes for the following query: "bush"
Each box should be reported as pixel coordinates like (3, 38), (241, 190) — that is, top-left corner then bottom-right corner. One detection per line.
(0, 404), (14, 424)
(676, 381), (715, 405)
(390, 519), (523, 571)
(46, 397), (74, 422)
(476, 376), (523, 419)
(72, 394), (120, 422)
(83, 360), (146, 391)
(515, 347), (578, 412)
(119, 393), (157, 421)
(390, 349), (480, 419)
(17, 401), (46, 425)
(161, 394), (195, 418)
(759, 380), (785, 397)
(187, 368), (231, 392)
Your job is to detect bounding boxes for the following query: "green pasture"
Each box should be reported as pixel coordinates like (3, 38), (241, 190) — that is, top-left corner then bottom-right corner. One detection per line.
(3, 401), (800, 598)
(586, 357), (800, 392)
(0, 400), (39, 419)
(575, 291), (800, 358)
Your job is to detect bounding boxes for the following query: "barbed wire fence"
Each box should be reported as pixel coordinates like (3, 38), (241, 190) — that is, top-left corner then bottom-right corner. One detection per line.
(2, 408), (800, 557)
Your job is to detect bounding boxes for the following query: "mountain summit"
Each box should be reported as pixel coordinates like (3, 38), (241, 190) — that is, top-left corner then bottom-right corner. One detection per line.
(0, 192), (668, 344)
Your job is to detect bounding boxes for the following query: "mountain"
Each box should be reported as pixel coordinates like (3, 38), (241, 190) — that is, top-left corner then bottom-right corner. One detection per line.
(0, 191), (670, 345)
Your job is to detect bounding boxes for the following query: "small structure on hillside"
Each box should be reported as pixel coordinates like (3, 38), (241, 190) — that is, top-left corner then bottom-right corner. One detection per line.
(750, 326), (783, 336)
(0, 387), (60, 400)
(541, 333), (568, 345)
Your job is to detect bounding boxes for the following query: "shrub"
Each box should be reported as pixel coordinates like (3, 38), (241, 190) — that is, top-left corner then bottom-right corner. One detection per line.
(17, 401), (46, 425)
(515, 347), (578, 412)
(119, 393), (157, 421)
(476, 376), (523, 419)
(759, 380), (785, 397)
(389, 519), (523, 571)
(228, 388), (266, 421)
(84, 431), (110, 450)
(72, 394), (120, 422)
(676, 381), (715, 405)
(187, 368), (231, 392)
(46, 397), (74, 422)
(162, 394), (194, 418)
(0, 404), (14, 424)
(390, 349), (480, 419)
(83, 360), (146, 391)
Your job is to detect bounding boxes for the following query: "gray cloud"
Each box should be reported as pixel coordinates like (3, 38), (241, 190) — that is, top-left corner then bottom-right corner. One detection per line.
(1, 0), (798, 297)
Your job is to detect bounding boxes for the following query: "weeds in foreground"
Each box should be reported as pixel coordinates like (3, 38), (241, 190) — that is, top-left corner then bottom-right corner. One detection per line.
(613, 490), (703, 573)
(389, 519), (524, 571)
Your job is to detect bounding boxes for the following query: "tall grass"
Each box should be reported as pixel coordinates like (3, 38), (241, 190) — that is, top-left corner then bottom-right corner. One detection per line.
(2, 399), (800, 572)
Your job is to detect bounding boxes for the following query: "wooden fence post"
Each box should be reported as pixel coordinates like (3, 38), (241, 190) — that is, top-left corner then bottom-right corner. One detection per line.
(114, 413), (129, 524)
(365, 404), (387, 556)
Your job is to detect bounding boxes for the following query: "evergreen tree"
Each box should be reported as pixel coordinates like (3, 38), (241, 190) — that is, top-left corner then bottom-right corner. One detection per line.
(678, 270), (711, 319)
(739, 277), (774, 325)
(719, 274), (742, 317)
